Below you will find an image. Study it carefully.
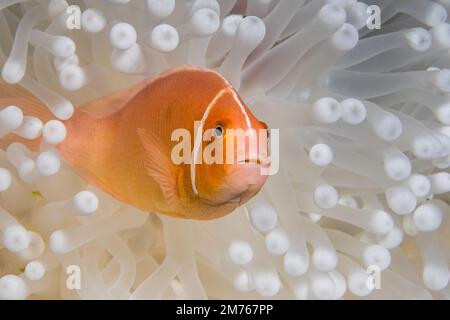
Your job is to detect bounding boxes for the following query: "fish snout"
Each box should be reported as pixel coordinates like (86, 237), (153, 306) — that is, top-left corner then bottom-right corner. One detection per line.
(198, 164), (268, 207)
(228, 164), (269, 204)
(236, 183), (265, 206)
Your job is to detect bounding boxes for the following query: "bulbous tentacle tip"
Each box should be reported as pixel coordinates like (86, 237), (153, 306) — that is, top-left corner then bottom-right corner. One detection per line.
(24, 261), (46, 281)
(423, 265), (450, 291)
(81, 9), (106, 34)
(150, 24), (179, 53)
(72, 190), (100, 215)
(0, 275), (29, 300)
(146, 0), (175, 19)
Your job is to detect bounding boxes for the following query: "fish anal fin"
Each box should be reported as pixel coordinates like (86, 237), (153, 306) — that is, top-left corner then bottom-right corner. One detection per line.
(137, 128), (179, 204)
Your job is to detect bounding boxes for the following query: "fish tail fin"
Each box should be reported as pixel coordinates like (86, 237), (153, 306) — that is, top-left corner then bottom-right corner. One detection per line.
(0, 81), (56, 152)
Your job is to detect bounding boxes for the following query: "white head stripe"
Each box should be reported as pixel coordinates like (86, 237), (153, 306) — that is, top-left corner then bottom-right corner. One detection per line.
(231, 89), (252, 130)
(190, 87), (254, 197)
(190, 87), (230, 196)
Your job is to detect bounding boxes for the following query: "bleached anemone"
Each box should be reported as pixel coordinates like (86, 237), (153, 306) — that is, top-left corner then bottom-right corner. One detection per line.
(0, 0), (449, 300)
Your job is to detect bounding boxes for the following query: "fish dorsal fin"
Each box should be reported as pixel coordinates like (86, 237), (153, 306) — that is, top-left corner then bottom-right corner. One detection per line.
(137, 128), (179, 204)
(78, 81), (149, 118)
(78, 65), (225, 118)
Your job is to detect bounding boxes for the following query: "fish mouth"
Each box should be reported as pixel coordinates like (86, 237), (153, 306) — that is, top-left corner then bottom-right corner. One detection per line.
(200, 185), (257, 207)
(236, 184), (260, 206)
(236, 156), (270, 167)
(228, 196), (242, 204)
(200, 194), (241, 207)
(226, 182), (262, 206)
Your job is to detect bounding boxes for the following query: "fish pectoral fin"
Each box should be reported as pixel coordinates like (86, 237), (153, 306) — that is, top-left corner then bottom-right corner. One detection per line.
(137, 128), (179, 204)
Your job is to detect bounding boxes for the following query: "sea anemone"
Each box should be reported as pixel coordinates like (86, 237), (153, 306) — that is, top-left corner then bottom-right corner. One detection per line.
(0, 0), (449, 300)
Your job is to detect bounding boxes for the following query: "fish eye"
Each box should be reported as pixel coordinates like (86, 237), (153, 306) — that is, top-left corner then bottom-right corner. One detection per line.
(214, 124), (224, 138)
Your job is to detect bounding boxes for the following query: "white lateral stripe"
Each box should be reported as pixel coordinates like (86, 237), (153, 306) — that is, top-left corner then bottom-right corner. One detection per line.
(190, 87), (230, 197)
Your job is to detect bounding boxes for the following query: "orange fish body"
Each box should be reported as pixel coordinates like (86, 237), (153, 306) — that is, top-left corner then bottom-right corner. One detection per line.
(1, 66), (269, 220)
